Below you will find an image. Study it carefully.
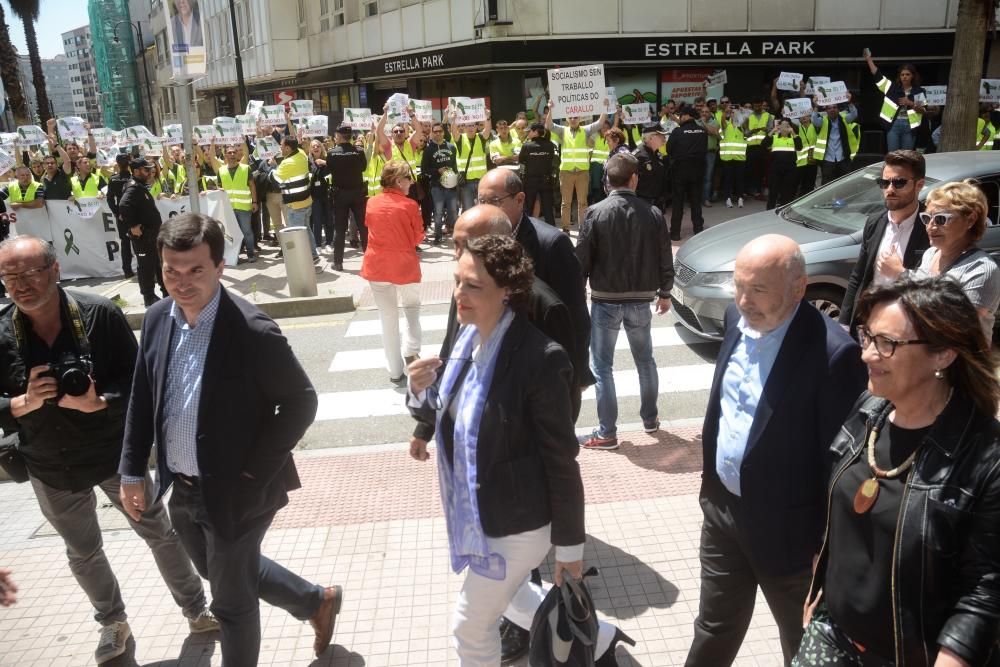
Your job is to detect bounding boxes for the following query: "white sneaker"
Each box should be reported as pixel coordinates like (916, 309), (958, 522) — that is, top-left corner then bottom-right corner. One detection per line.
(726, 198), (733, 208)
(737, 197), (744, 208)
(95, 621), (131, 664)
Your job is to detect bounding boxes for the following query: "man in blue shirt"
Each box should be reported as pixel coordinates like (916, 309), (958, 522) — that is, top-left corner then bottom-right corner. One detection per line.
(812, 103), (859, 185)
(685, 235), (866, 667)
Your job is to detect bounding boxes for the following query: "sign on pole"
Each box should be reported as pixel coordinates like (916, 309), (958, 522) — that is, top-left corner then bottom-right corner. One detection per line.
(165, 0), (206, 77)
(547, 64), (607, 119)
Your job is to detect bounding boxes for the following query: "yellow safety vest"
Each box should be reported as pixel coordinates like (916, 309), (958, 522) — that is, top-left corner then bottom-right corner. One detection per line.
(746, 112), (772, 146)
(796, 123), (817, 166)
(590, 135), (610, 164)
(489, 135), (521, 161)
(150, 176), (169, 198)
(875, 76), (922, 130)
(8, 180), (39, 202)
(218, 163), (253, 211)
(71, 173), (105, 198)
(414, 148), (423, 178)
(391, 140), (418, 176)
(559, 126), (590, 171)
(718, 123), (746, 162)
(813, 115), (859, 161)
(769, 136), (797, 157)
(169, 163), (187, 194)
(365, 152), (385, 198)
(273, 148), (312, 209)
(456, 134), (488, 181)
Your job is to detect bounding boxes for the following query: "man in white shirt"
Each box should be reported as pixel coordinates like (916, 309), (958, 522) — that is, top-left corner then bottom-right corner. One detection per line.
(839, 150), (928, 331)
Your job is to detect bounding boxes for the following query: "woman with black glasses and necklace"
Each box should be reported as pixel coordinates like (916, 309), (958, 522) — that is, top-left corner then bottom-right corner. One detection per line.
(795, 277), (1000, 667)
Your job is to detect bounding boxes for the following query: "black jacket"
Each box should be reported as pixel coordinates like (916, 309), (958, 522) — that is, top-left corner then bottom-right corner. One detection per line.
(519, 138), (556, 178)
(421, 140), (457, 187)
(576, 189), (674, 302)
(667, 119), (708, 164)
(118, 179), (162, 239)
(703, 302), (867, 576)
(839, 208), (929, 330)
(633, 143), (669, 201)
(0, 289), (137, 491)
(106, 172), (130, 219)
(410, 314), (585, 545)
(326, 143), (367, 192)
(808, 392), (1000, 666)
(120, 289), (318, 539)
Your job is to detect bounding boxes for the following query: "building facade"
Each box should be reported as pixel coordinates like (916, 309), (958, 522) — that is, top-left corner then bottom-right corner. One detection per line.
(61, 25), (102, 125)
(17, 54), (75, 121)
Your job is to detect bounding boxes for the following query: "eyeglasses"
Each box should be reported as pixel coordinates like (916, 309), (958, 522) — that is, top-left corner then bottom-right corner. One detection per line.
(875, 177), (911, 190)
(0, 263), (52, 286)
(425, 357), (473, 410)
(918, 211), (958, 227)
(857, 327), (929, 358)
(475, 193), (515, 206)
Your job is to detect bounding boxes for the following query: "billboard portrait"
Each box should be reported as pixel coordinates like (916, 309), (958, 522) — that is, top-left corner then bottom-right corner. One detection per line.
(166, 0), (206, 77)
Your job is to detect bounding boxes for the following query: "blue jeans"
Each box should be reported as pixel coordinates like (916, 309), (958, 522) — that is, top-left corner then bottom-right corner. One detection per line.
(431, 185), (459, 237)
(459, 179), (479, 212)
(703, 151), (718, 200)
(234, 209), (255, 258)
(284, 205), (318, 259)
(886, 116), (915, 152)
(590, 301), (658, 438)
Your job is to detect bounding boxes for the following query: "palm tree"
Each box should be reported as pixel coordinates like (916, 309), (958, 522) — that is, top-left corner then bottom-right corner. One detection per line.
(0, 2), (28, 124)
(939, 0), (995, 151)
(8, 0), (50, 125)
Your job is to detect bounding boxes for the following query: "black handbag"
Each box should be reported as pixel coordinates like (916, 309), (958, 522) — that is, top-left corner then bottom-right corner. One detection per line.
(529, 570), (600, 667)
(0, 431), (28, 483)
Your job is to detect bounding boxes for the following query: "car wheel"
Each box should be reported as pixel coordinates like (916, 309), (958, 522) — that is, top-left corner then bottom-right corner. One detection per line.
(807, 286), (845, 321)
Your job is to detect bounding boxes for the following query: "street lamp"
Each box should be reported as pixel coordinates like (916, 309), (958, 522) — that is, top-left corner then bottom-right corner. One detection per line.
(113, 20), (155, 130)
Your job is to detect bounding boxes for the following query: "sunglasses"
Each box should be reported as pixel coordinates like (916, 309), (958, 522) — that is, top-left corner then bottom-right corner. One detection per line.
(875, 177), (911, 189)
(918, 211), (958, 227)
(392, 129), (406, 134)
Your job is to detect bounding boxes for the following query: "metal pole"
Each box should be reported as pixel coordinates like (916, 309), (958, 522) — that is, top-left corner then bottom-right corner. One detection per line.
(176, 79), (200, 214)
(227, 0), (248, 112)
(135, 23), (156, 131)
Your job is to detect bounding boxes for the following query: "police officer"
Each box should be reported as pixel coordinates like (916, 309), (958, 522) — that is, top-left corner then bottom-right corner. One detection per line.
(105, 155), (134, 277)
(667, 104), (708, 240)
(518, 122), (557, 226)
(118, 159), (165, 307)
(326, 124), (368, 272)
(633, 122), (669, 210)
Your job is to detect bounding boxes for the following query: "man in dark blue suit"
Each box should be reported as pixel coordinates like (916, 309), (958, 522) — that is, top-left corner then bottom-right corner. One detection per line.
(118, 214), (343, 665)
(685, 235), (867, 667)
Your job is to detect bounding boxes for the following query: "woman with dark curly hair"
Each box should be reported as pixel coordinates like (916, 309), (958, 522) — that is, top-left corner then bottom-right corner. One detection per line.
(407, 234), (586, 665)
(796, 276), (1000, 667)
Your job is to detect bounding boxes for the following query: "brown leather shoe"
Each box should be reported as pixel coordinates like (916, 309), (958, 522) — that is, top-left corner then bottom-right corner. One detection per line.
(310, 585), (343, 657)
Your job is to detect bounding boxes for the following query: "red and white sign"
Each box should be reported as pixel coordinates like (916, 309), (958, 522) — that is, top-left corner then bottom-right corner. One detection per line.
(274, 90), (296, 105)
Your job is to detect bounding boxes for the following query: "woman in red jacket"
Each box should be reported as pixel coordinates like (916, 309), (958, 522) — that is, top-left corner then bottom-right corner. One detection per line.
(361, 159), (426, 384)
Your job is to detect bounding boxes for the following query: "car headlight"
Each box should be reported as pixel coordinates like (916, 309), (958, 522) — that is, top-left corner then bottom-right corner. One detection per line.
(694, 271), (735, 291)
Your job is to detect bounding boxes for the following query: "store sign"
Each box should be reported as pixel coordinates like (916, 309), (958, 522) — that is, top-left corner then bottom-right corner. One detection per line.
(383, 52), (446, 74)
(645, 40), (816, 58)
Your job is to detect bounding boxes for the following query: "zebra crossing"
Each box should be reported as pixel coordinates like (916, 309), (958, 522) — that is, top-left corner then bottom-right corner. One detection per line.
(297, 303), (721, 449)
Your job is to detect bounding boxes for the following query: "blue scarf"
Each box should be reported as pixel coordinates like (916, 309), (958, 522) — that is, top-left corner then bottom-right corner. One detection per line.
(435, 308), (515, 580)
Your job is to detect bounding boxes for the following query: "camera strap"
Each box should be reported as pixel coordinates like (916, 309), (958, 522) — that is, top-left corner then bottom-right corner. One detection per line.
(11, 291), (92, 359)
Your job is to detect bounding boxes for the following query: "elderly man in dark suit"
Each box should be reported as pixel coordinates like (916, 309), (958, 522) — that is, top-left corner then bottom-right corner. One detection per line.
(118, 214), (343, 665)
(685, 234), (867, 667)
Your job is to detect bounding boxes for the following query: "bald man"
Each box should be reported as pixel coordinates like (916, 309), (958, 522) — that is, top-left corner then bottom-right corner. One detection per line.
(686, 235), (866, 667)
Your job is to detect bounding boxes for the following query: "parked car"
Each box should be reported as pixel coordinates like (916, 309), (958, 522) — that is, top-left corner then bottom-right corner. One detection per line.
(670, 151), (1000, 340)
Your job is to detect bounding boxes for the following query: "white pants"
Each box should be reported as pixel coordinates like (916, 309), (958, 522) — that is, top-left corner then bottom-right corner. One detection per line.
(369, 281), (421, 378)
(453, 524), (553, 666)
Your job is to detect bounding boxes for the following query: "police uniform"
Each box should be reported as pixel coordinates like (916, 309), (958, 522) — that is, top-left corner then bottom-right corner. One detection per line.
(518, 133), (557, 226)
(633, 141), (669, 208)
(667, 112), (708, 239)
(327, 127), (369, 268)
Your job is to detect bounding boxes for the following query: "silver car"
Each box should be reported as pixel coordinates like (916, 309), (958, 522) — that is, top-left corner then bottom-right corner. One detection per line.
(670, 151), (1000, 340)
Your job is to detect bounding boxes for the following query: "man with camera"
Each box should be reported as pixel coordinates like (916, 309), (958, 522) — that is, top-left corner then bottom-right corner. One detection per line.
(0, 236), (216, 664)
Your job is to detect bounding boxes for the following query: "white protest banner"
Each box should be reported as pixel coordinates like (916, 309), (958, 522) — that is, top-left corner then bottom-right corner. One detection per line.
(289, 99), (314, 120)
(814, 81), (849, 107)
(781, 98), (813, 118)
(803, 76), (831, 96)
(56, 116), (88, 142)
(163, 124), (184, 145)
(731, 108), (751, 128)
(113, 130), (127, 147)
(256, 136), (280, 160)
(142, 138), (164, 157)
(777, 72), (803, 92)
(303, 115), (328, 138)
(923, 85), (946, 106)
(0, 148), (15, 175)
(192, 125), (217, 145)
(408, 99), (433, 123)
(67, 197), (103, 219)
(260, 104), (286, 126)
(0, 133), (16, 154)
(125, 126), (157, 144)
(236, 114), (257, 136)
(343, 108), (373, 130)
(981, 79), (1000, 103)
(90, 127), (116, 150)
(705, 70), (727, 87)
(448, 97), (488, 124)
(96, 148), (117, 168)
(212, 117), (241, 142)
(547, 64), (607, 119)
(621, 103), (651, 125)
(160, 191), (242, 266)
(15, 125), (47, 146)
(246, 100), (264, 117)
(384, 93), (410, 126)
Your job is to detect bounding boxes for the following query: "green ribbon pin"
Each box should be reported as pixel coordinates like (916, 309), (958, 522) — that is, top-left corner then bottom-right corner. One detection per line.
(64, 229), (80, 255)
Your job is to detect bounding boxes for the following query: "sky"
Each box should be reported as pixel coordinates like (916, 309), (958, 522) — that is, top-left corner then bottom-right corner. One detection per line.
(5, 0), (92, 60)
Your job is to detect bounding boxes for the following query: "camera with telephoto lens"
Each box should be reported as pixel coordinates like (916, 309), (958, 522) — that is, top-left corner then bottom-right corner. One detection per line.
(44, 353), (94, 399)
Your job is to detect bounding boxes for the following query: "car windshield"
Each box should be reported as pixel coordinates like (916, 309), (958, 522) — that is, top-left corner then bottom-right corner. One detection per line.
(782, 164), (939, 235)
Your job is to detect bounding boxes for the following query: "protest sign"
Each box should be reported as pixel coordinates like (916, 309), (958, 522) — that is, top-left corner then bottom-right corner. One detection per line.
(605, 86), (617, 108)
(803, 76), (831, 96)
(163, 124), (184, 145)
(95, 148), (117, 168)
(303, 116), (328, 137)
(56, 116), (88, 142)
(90, 127), (116, 150)
(256, 136), (280, 160)
(246, 100), (264, 117)
(777, 72), (803, 92)
(125, 126), (156, 144)
(260, 104), (286, 126)
(15, 125), (47, 146)
(289, 99), (314, 120)
(67, 197), (103, 219)
(813, 81), (849, 107)
(141, 138), (164, 157)
(409, 99), (433, 123)
(448, 97), (488, 124)
(236, 114), (257, 136)
(212, 117), (241, 142)
(0, 134), (16, 154)
(621, 103), (652, 125)
(981, 79), (1000, 103)
(192, 125), (217, 145)
(923, 85), (946, 106)
(705, 70), (727, 87)
(547, 64), (607, 119)
(386, 93), (410, 126)
(781, 98), (813, 118)
(0, 148), (15, 175)
(343, 108), (373, 130)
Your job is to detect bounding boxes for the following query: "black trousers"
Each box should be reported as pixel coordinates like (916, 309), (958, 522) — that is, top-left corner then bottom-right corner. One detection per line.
(820, 159), (852, 185)
(114, 215), (134, 275)
(798, 163), (818, 196)
(131, 232), (164, 306)
(745, 145), (766, 194)
(767, 159), (800, 210)
(168, 480), (323, 667)
(333, 189), (368, 265)
(670, 162), (705, 236)
(523, 175), (556, 226)
(685, 486), (811, 667)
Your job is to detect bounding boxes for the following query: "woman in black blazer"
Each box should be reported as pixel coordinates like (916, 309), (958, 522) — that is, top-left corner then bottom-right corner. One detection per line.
(408, 234), (585, 665)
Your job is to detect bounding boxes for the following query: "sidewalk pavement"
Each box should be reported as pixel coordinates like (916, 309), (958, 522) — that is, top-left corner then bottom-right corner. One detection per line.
(0, 420), (786, 666)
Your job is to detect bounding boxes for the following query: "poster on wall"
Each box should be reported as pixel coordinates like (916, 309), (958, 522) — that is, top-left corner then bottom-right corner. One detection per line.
(660, 68), (721, 105)
(165, 0), (206, 78)
(523, 76), (548, 122)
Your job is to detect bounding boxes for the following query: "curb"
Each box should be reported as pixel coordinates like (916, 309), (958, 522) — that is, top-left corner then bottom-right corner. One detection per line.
(123, 294), (356, 329)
